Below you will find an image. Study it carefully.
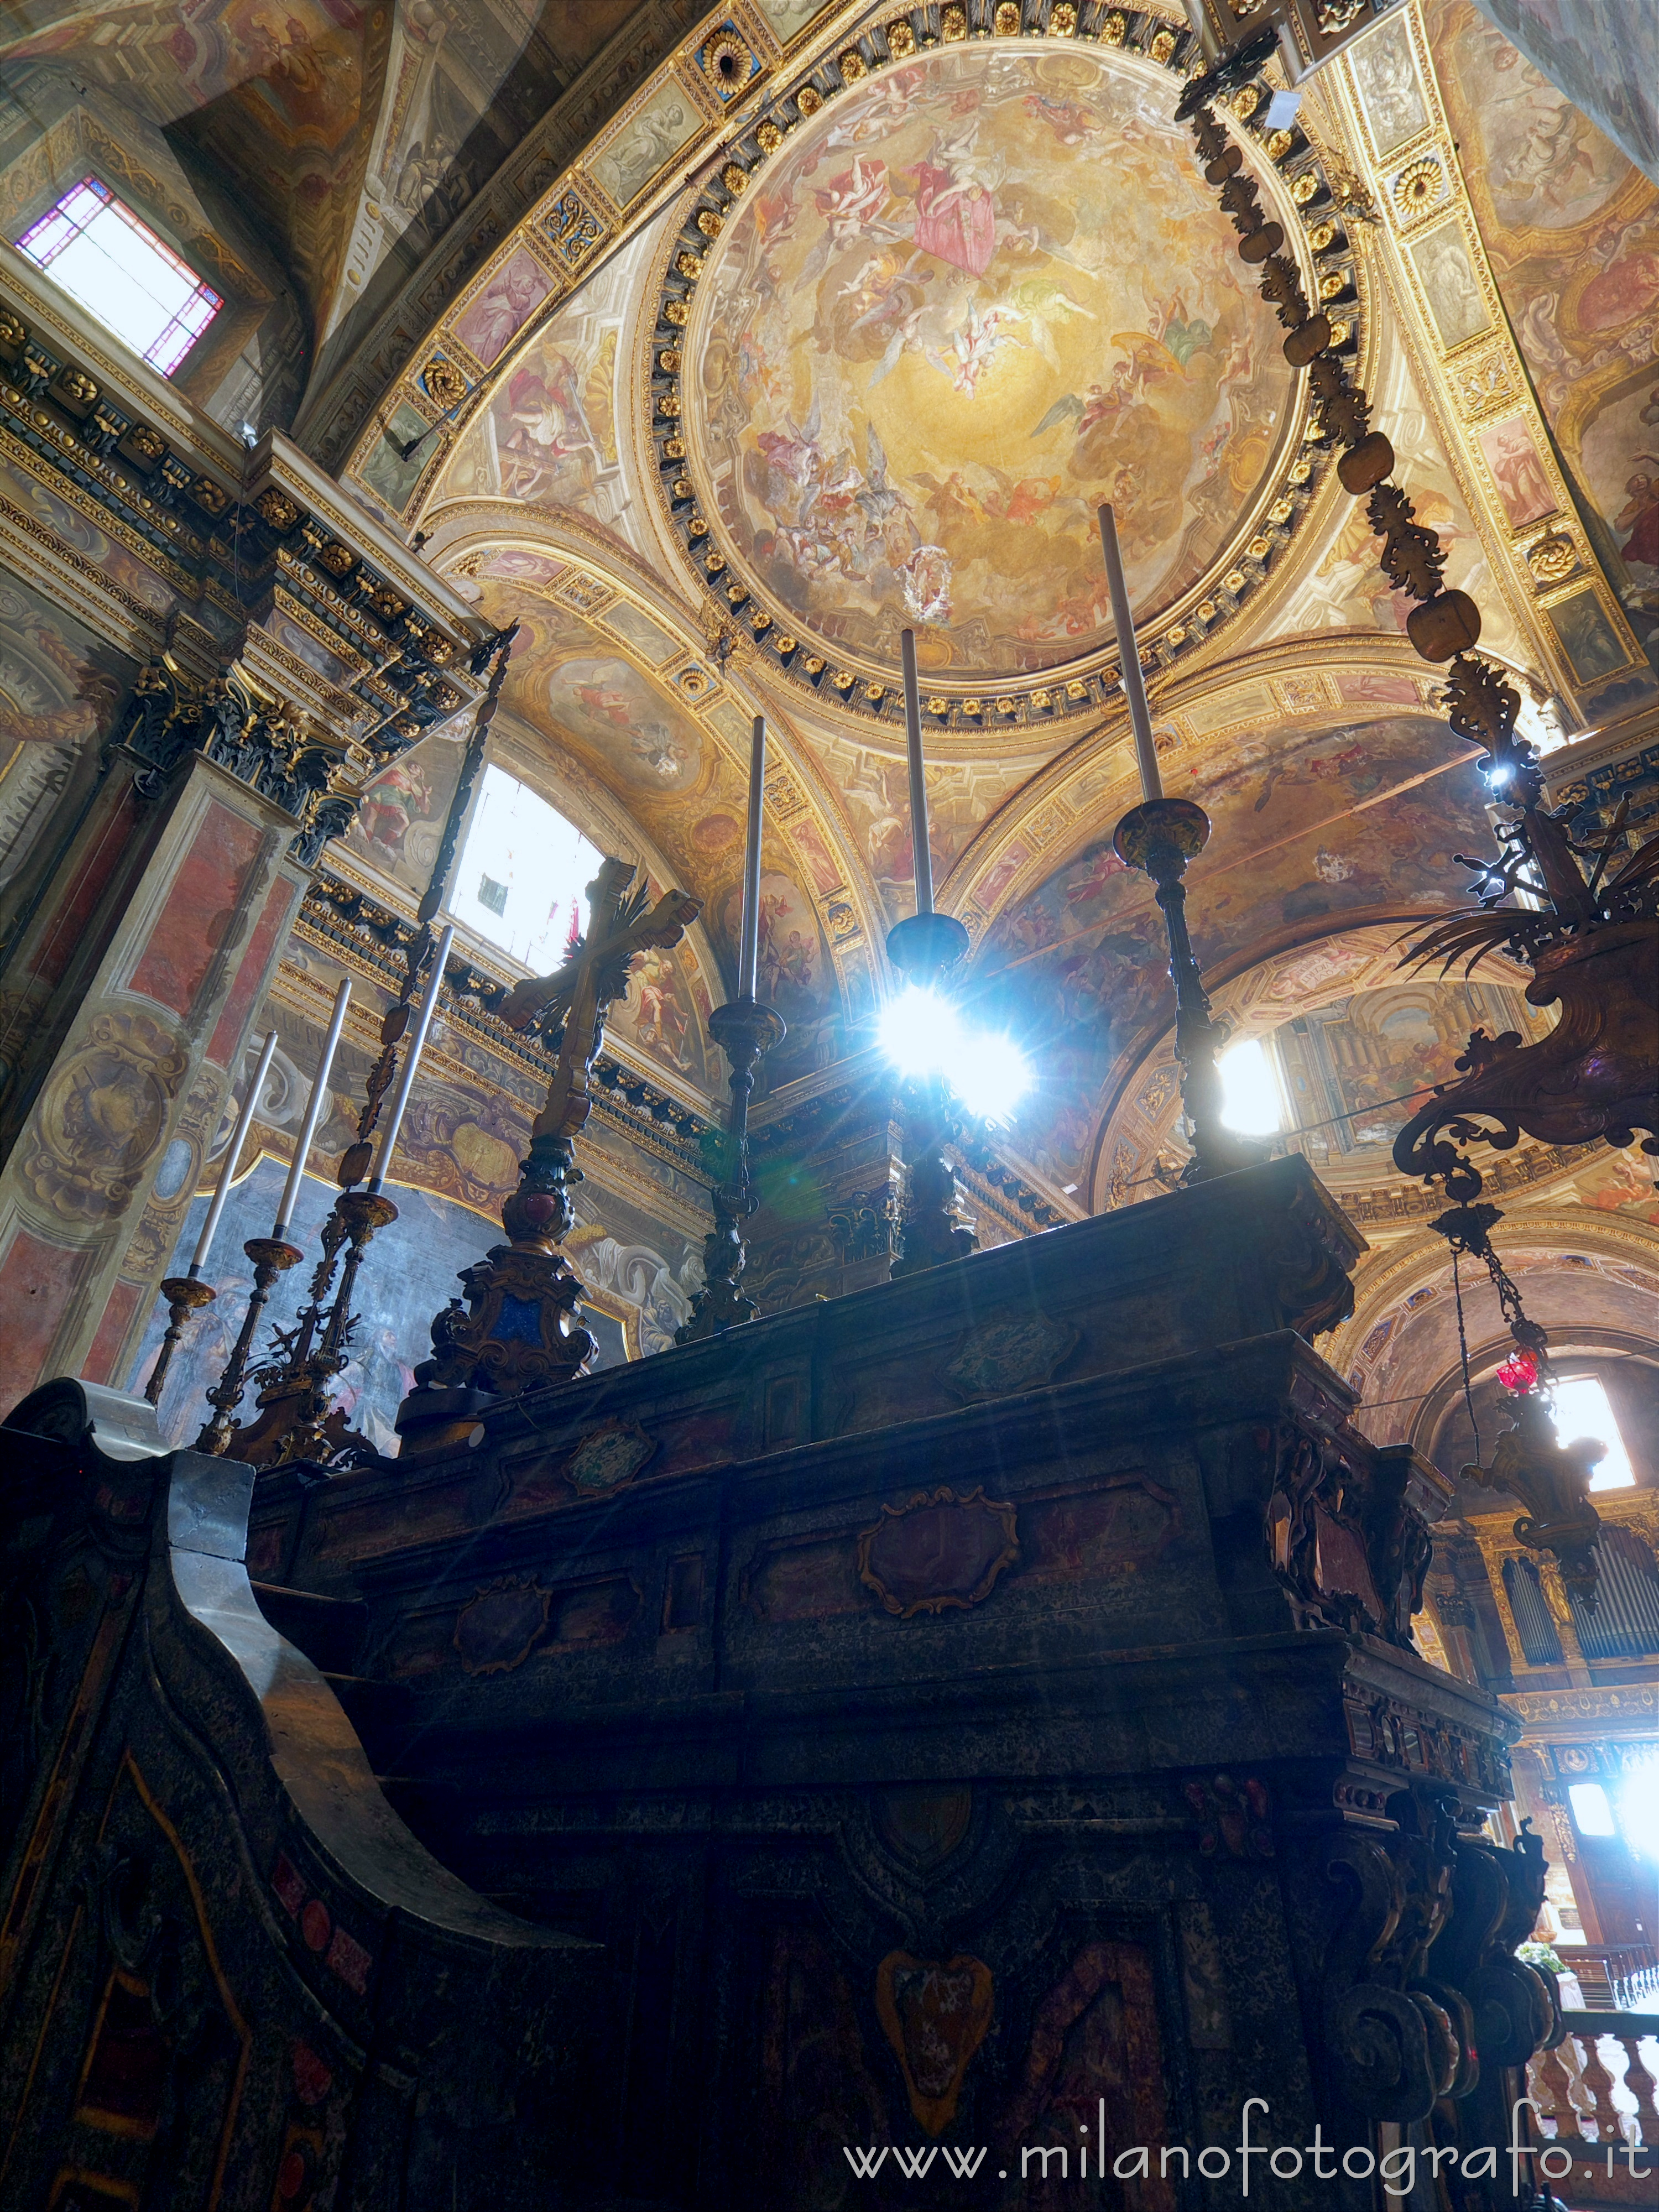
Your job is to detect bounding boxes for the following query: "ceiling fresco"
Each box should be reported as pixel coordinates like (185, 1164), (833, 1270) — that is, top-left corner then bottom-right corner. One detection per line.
(688, 40), (1292, 682)
(240, 0), (1652, 1278)
(969, 708), (1496, 1196)
(1422, 0), (1659, 682)
(1108, 955), (1556, 1211)
(7, 0), (1651, 1402)
(1329, 1), (1654, 726)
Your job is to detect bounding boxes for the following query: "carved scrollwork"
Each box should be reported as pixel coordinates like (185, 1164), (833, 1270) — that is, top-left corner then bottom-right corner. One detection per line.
(1323, 1820), (1461, 2122)
(1266, 1425), (1378, 1636)
(1262, 1183), (1359, 1340)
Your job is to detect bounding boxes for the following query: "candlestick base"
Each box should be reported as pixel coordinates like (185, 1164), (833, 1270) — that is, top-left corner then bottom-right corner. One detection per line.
(229, 1191), (401, 1467)
(1114, 799), (1267, 1186)
(676, 998), (784, 1344)
(196, 1238), (304, 1455)
(397, 1134), (596, 1456)
(144, 1276), (216, 1407)
(891, 1074), (977, 1277)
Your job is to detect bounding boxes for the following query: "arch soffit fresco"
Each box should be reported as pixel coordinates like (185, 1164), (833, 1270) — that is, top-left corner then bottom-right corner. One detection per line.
(1336, 1212), (1659, 1398)
(419, 501), (890, 1015)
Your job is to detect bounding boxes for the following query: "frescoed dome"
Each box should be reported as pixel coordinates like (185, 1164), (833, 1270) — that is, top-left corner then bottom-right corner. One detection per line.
(685, 39), (1301, 686)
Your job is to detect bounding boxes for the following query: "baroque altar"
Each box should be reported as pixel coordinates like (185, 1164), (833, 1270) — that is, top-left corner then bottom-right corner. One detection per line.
(0, 1154), (1559, 2209)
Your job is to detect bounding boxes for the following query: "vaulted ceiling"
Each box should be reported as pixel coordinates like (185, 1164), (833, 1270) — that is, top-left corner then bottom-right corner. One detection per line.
(6, 0), (1657, 1375)
(0, 0), (703, 406)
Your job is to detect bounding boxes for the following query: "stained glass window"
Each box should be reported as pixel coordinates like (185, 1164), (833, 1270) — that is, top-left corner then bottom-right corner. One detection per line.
(15, 178), (222, 375)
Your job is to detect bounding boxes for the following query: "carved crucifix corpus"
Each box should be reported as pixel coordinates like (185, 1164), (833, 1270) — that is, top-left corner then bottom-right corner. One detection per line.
(501, 855), (701, 1152)
(397, 861), (700, 1446)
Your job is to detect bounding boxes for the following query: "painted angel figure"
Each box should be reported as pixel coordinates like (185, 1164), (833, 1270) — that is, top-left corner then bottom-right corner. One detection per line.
(502, 353), (599, 500)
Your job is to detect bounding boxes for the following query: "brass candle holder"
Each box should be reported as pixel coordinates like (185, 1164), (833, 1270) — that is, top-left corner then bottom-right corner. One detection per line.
(143, 1274), (216, 1407)
(195, 1236), (304, 1455)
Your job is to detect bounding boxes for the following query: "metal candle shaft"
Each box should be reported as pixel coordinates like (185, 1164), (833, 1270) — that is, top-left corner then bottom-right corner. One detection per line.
(191, 1029), (278, 1271)
(900, 628), (933, 914)
(738, 714), (765, 999)
(273, 978), (350, 1237)
(1098, 505), (1163, 804)
(368, 923), (453, 1192)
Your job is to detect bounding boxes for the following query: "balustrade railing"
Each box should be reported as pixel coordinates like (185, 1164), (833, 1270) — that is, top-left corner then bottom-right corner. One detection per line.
(1527, 2010), (1657, 2189)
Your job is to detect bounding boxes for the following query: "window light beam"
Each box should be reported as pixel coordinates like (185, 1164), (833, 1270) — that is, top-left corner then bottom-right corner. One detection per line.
(1551, 1373), (1637, 1492)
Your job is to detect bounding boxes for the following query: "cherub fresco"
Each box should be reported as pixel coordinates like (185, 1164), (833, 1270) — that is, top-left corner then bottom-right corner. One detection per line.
(696, 41), (1286, 676)
(500, 352), (601, 503)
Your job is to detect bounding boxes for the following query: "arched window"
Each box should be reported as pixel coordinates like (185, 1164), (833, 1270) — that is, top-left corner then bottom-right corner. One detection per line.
(452, 764), (603, 970)
(1551, 1373), (1637, 1491)
(1503, 1556), (1563, 1666)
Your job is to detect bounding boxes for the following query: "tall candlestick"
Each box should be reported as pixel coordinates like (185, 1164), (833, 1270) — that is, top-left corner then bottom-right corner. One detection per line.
(901, 627), (933, 915)
(273, 977), (351, 1238)
(738, 714), (765, 999)
(191, 1029), (278, 1273)
(367, 924), (452, 1193)
(1098, 505), (1163, 802)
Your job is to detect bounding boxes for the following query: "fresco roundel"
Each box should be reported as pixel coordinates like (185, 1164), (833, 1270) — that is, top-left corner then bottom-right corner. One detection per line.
(688, 42), (1296, 682)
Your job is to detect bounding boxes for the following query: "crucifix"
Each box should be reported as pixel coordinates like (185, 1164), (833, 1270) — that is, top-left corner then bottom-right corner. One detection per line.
(396, 858), (700, 1454)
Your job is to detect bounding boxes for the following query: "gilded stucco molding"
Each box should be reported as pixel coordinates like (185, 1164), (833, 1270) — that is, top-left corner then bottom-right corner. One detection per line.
(1332, 4), (1645, 708)
(1504, 1682), (1659, 1738)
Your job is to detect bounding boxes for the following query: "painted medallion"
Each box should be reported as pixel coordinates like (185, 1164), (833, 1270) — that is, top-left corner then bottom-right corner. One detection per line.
(688, 42), (1295, 681)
